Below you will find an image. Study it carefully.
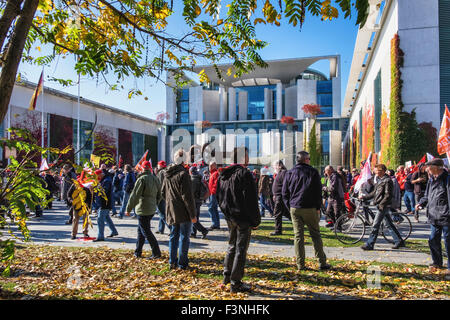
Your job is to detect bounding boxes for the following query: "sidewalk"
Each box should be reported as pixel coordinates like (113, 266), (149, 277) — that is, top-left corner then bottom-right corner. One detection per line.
(8, 201), (434, 266)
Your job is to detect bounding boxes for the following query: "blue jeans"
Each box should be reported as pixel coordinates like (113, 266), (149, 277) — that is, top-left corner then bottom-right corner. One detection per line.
(119, 191), (135, 217)
(169, 222), (192, 268)
(403, 191), (415, 214)
(97, 209), (118, 240)
(365, 206), (402, 248)
(208, 195), (220, 228)
(429, 224), (450, 269)
(156, 201), (169, 233)
(260, 195), (273, 216)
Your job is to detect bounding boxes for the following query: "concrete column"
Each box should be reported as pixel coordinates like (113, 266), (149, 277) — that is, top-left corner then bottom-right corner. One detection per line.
(329, 130), (342, 167)
(264, 88), (273, 119)
(238, 91), (248, 121)
(219, 86), (227, 121)
(282, 130), (295, 169)
(166, 88), (177, 124)
(295, 131), (304, 153)
(225, 130), (236, 164)
(228, 87), (236, 121)
(332, 77), (341, 118)
(189, 86), (203, 123)
(284, 86), (297, 118)
(276, 82), (283, 119)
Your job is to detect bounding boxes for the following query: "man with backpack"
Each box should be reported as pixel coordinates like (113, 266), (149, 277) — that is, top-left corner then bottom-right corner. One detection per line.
(416, 158), (450, 278)
(189, 166), (209, 239)
(119, 164), (136, 219)
(216, 147), (261, 293)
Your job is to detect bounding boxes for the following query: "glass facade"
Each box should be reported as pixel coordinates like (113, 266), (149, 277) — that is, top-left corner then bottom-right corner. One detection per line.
(73, 119), (93, 163)
(176, 89), (190, 123)
(132, 132), (145, 165)
(235, 85), (276, 120)
(374, 70), (382, 153)
(317, 80), (333, 117)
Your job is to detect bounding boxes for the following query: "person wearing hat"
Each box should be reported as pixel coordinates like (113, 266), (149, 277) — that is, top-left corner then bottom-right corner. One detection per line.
(416, 158), (450, 276)
(411, 163), (429, 222)
(258, 167), (273, 217)
(189, 166), (209, 239)
(126, 161), (162, 259)
(93, 169), (119, 242)
(155, 160), (169, 234)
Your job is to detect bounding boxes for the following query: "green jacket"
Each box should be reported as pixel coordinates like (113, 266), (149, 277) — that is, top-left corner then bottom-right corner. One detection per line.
(126, 170), (161, 216)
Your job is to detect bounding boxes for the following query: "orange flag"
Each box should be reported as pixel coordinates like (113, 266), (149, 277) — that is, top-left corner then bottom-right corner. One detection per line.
(437, 105), (450, 155)
(28, 71), (44, 111)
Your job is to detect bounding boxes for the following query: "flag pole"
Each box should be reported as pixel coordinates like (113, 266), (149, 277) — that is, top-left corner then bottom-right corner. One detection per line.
(41, 67), (44, 149)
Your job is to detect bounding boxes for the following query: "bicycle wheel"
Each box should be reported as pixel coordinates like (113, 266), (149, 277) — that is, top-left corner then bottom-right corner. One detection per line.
(382, 212), (412, 244)
(334, 214), (366, 245)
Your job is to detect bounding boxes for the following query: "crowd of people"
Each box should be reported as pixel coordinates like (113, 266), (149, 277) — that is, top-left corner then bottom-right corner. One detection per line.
(19, 147), (450, 292)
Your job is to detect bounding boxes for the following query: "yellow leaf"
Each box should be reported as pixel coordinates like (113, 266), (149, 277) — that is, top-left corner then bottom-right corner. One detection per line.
(195, 5), (201, 17)
(254, 18), (266, 25)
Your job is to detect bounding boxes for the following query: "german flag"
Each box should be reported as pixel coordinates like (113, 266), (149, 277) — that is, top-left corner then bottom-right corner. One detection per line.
(28, 71), (44, 111)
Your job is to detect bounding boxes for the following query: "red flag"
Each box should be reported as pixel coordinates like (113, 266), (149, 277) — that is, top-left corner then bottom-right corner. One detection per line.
(118, 155), (123, 169)
(135, 150), (149, 173)
(28, 71), (44, 111)
(410, 155), (426, 174)
(437, 105), (450, 155)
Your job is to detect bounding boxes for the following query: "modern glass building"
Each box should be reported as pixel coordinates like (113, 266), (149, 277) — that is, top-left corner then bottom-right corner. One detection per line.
(166, 56), (348, 170)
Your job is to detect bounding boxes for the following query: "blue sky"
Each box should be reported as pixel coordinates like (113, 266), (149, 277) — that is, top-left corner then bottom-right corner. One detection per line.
(18, 6), (360, 120)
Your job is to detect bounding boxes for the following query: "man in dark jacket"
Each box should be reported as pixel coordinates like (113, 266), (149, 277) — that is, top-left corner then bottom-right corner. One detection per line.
(216, 147), (261, 293)
(94, 169), (119, 242)
(412, 164), (428, 221)
(155, 160), (169, 234)
(324, 166), (345, 228)
(119, 164), (136, 219)
(62, 164), (77, 224)
(189, 166), (209, 239)
(161, 150), (197, 270)
(416, 158), (450, 274)
(360, 164), (405, 250)
(282, 151), (330, 271)
(271, 160), (291, 235)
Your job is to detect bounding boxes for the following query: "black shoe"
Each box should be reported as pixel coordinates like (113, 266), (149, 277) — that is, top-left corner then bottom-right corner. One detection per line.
(147, 254), (162, 260)
(230, 282), (252, 293)
(169, 263), (177, 270)
(429, 263), (444, 269)
(270, 231), (282, 236)
(208, 226), (220, 231)
(107, 232), (119, 238)
(223, 278), (231, 285)
(93, 238), (105, 242)
(83, 234), (89, 238)
(190, 233), (197, 238)
(179, 265), (189, 270)
(392, 241), (406, 249)
(134, 253), (142, 258)
(201, 230), (209, 239)
(320, 263), (332, 271)
(361, 244), (374, 251)
(325, 223), (334, 228)
(71, 236), (76, 240)
(297, 266), (311, 271)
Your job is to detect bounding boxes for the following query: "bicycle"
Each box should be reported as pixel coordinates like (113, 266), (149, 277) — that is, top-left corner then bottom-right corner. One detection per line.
(334, 197), (412, 245)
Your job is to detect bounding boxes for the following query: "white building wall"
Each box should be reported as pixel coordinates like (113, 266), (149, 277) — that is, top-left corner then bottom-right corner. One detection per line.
(189, 86), (203, 123)
(297, 79), (317, 119)
(284, 86), (297, 118)
(203, 90), (220, 122)
(329, 130), (342, 167)
(228, 87), (236, 121)
(238, 91), (248, 121)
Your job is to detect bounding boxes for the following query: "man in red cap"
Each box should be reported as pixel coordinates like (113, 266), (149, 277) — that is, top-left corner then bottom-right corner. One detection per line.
(126, 161), (162, 259)
(155, 160), (169, 234)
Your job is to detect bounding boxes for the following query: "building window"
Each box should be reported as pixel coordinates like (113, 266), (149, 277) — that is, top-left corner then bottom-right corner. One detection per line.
(317, 80), (333, 118)
(176, 89), (189, 123)
(73, 119), (93, 164)
(132, 132), (144, 165)
(374, 70), (382, 153)
(235, 85), (276, 120)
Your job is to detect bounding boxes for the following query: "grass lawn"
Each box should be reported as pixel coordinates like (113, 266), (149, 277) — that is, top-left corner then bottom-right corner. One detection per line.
(1, 245), (449, 300)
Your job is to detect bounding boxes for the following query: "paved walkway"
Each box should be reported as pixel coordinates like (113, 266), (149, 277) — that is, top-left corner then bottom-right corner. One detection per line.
(6, 201), (437, 266)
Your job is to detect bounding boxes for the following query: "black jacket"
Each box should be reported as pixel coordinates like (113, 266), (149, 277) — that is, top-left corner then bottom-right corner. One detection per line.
(326, 171), (345, 201)
(216, 165), (261, 228)
(282, 163), (322, 210)
(418, 170), (450, 226)
(272, 169), (287, 199)
(362, 174), (393, 210)
(96, 173), (114, 210)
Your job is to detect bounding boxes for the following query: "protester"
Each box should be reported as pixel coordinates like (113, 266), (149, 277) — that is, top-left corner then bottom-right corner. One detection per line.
(155, 160), (169, 234)
(395, 166), (407, 210)
(161, 150), (197, 270)
(42, 170), (58, 209)
(207, 161), (221, 230)
(119, 164), (136, 219)
(258, 167), (274, 217)
(189, 166), (209, 239)
(359, 164), (405, 250)
(125, 161), (162, 259)
(282, 151), (331, 271)
(252, 169), (260, 187)
(323, 165), (345, 228)
(337, 166), (348, 193)
(216, 147), (261, 293)
(271, 160), (291, 235)
(93, 169), (119, 242)
(68, 184), (92, 240)
(403, 167), (416, 216)
(416, 158), (449, 277)
(412, 164), (428, 222)
(388, 169), (402, 215)
(111, 167), (124, 216)
(61, 164), (77, 224)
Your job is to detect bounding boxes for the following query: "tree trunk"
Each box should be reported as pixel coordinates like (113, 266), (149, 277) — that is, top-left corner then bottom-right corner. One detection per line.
(0, 0), (39, 124)
(0, 0), (23, 53)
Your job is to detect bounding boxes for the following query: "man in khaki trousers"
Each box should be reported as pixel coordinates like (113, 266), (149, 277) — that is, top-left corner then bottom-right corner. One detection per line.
(282, 151), (331, 271)
(69, 185), (92, 239)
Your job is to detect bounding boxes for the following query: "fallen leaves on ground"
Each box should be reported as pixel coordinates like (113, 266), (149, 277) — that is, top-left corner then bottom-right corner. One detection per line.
(0, 245), (449, 300)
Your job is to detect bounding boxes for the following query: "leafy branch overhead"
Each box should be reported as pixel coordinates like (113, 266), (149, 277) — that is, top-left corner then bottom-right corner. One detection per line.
(0, 0), (369, 122)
